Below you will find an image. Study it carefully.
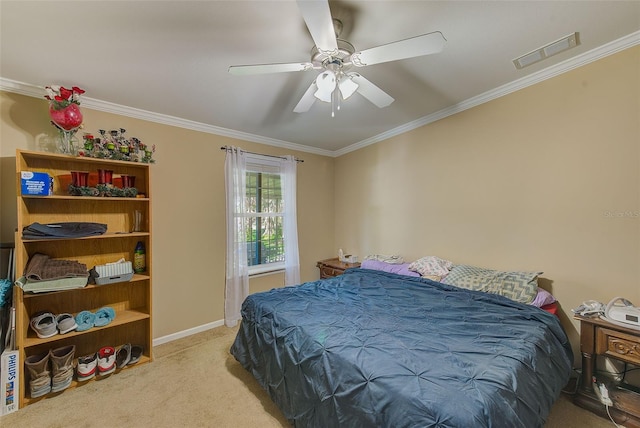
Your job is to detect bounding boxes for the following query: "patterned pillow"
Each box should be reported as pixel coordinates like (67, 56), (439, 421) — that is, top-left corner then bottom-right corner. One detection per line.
(441, 264), (541, 304)
(408, 256), (453, 277)
(364, 254), (405, 264)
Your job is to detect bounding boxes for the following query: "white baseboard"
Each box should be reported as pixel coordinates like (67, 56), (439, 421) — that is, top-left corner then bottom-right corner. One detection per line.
(152, 319), (225, 347)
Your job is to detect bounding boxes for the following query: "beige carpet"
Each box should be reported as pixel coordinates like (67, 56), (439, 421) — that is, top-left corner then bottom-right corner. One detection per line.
(4, 326), (614, 428)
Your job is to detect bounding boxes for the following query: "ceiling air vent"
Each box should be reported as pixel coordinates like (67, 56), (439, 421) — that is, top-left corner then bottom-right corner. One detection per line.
(513, 32), (579, 69)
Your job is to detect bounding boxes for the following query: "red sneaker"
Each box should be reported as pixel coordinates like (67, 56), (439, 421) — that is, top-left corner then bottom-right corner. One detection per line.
(97, 346), (116, 376)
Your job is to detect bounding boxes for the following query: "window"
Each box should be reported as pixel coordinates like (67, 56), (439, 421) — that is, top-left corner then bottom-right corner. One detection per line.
(244, 171), (285, 271)
(225, 147), (300, 326)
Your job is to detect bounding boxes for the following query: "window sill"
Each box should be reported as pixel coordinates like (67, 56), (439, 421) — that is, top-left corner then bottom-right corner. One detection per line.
(248, 262), (285, 277)
(249, 269), (285, 279)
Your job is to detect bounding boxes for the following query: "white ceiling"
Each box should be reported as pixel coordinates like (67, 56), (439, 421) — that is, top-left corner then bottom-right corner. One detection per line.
(1, 1), (639, 155)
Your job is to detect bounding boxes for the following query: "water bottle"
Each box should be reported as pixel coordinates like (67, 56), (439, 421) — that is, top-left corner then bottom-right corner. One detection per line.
(134, 241), (146, 273)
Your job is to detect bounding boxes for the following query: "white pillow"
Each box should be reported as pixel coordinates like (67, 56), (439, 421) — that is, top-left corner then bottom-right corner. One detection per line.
(408, 256), (454, 277)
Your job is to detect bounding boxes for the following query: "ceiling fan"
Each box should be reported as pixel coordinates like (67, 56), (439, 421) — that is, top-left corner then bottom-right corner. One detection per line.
(228, 0), (446, 116)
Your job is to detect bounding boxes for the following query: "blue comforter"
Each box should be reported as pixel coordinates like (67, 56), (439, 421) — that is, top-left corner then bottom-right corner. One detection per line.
(231, 269), (573, 427)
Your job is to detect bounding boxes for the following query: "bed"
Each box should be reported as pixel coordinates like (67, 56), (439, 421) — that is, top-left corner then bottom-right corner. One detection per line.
(230, 268), (573, 427)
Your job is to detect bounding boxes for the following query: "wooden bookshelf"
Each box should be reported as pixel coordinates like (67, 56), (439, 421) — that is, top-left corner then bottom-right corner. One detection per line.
(14, 149), (153, 408)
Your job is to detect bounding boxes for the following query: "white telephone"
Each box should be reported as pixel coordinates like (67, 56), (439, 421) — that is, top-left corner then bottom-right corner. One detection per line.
(601, 297), (640, 330)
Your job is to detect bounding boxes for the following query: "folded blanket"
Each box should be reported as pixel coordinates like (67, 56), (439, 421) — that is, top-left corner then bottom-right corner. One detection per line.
(22, 222), (107, 240)
(25, 253), (88, 281)
(16, 276), (88, 293)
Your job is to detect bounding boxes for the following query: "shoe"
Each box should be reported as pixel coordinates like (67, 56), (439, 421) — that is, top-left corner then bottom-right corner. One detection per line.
(25, 351), (51, 398)
(29, 312), (57, 339)
(75, 310), (96, 332)
(51, 345), (75, 393)
(56, 313), (78, 334)
(77, 353), (98, 381)
(97, 346), (116, 376)
(94, 306), (116, 327)
(116, 343), (132, 369)
(128, 345), (143, 365)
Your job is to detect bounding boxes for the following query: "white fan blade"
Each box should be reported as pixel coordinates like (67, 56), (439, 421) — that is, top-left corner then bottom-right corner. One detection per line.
(229, 62), (313, 75)
(349, 73), (394, 108)
(338, 75), (358, 99)
(297, 0), (338, 53)
(294, 82), (317, 113)
(351, 31), (446, 67)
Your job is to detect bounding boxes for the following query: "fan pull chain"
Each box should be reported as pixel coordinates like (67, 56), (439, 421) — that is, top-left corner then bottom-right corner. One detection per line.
(331, 90), (336, 117)
(331, 86), (339, 118)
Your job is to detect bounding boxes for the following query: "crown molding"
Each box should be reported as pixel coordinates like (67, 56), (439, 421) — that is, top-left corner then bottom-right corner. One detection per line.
(0, 79), (334, 158)
(334, 30), (640, 157)
(2, 31), (638, 159)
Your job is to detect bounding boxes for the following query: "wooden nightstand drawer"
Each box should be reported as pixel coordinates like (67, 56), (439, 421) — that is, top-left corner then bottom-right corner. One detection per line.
(319, 266), (338, 278)
(316, 258), (360, 279)
(596, 327), (640, 365)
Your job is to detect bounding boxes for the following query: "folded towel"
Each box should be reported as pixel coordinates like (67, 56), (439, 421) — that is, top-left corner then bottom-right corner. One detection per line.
(25, 253), (88, 282)
(16, 275), (88, 293)
(94, 307), (116, 327)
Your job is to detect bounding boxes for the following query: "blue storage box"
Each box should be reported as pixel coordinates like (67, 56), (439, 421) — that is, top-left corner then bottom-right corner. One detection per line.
(20, 171), (52, 196)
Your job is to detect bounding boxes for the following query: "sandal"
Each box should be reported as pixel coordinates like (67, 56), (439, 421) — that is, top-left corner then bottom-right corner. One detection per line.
(75, 310), (96, 332)
(94, 306), (116, 327)
(30, 312), (57, 338)
(56, 313), (78, 334)
(116, 343), (131, 369)
(128, 345), (143, 365)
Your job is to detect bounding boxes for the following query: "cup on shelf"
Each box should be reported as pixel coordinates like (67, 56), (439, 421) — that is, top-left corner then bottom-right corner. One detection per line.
(131, 210), (143, 233)
(97, 169), (114, 185)
(70, 171), (89, 187)
(120, 175), (136, 188)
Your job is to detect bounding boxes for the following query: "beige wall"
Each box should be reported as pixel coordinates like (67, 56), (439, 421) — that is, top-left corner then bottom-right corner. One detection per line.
(335, 46), (640, 358)
(1, 46), (638, 360)
(0, 92), (335, 338)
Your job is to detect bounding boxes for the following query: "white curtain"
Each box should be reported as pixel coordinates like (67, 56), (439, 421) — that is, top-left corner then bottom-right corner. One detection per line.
(281, 155), (300, 286)
(224, 147), (248, 327)
(224, 148), (300, 326)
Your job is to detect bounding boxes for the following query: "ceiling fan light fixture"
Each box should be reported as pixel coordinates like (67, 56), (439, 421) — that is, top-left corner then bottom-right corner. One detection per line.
(338, 76), (358, 100)
(313, 70), (336, 102)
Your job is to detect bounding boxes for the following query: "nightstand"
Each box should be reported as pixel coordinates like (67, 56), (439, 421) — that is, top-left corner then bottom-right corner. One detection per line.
(316, 257), (361, 279)
(573, 315), (640, 428)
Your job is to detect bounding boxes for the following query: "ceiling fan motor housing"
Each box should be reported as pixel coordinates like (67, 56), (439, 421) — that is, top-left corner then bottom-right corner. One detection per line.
(311, 39), (355, 72)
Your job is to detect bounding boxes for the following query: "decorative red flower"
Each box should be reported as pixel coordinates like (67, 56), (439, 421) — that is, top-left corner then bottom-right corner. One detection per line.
(59, 86), (73, 100)
(45, 85), (85, 109)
